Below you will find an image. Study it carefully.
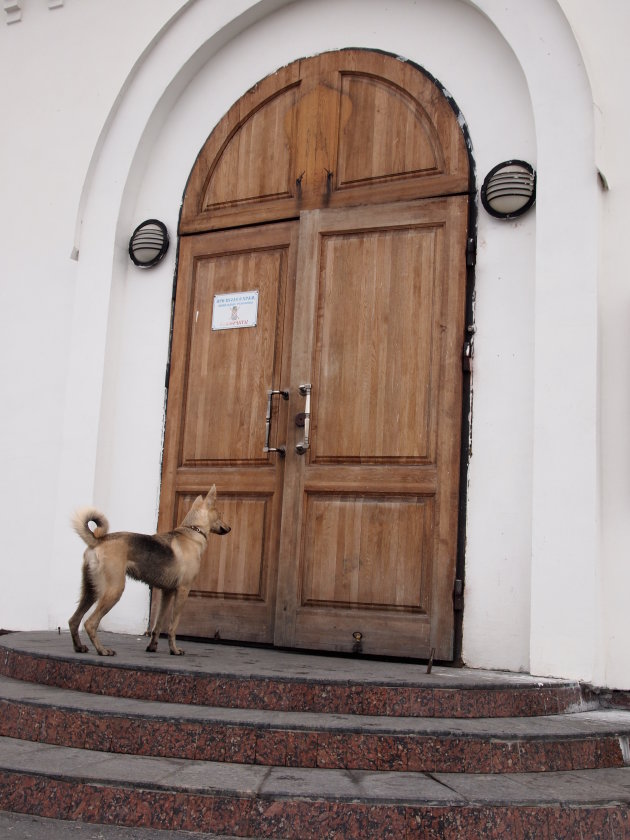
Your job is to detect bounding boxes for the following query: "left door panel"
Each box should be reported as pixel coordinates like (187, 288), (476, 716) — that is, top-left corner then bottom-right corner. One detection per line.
(157, 222), (298, 643)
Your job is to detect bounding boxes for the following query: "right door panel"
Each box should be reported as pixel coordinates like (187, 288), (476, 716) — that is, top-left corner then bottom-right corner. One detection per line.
(274, 197), (468, 659)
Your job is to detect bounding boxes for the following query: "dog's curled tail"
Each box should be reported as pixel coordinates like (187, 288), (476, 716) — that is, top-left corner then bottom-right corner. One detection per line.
(72, 508), (110, 547)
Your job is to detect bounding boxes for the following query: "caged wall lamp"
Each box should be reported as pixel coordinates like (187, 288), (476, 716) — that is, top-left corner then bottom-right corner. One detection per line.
(128, 219), (169, 267)
(480, 160), (536, 220)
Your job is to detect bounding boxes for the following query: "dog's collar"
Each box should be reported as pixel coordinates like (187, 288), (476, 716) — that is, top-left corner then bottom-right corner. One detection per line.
(186, 524), (207, 538)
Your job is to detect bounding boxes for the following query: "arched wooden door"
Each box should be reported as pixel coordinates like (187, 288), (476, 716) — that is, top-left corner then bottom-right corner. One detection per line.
(158, 50), (470, 659)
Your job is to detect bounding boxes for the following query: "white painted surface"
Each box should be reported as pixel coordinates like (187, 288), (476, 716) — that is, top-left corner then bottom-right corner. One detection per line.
(0, 0), (627, 689)
(0, 0), (183, 633)
(558, 0), (630, 689)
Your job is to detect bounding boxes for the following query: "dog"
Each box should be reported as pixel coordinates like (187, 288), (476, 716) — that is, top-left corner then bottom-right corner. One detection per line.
(68, 485), (230, 657)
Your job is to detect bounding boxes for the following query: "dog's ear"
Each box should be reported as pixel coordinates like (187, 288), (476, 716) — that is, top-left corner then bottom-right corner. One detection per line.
(206, 485), (217, 504)
(191, 494), (203, 509)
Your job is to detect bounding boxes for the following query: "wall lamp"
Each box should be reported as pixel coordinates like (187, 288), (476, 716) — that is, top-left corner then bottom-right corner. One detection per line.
(480, 160), (536, 219)
(128, 219), (169, 267)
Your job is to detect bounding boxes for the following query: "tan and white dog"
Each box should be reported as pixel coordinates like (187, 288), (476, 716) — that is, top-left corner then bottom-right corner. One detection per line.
(68, 486), (230, 656)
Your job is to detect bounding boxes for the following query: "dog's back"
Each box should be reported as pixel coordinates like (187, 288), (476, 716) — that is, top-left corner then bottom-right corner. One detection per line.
(124, 533), (182, 590)
(73, 510), (194, 589)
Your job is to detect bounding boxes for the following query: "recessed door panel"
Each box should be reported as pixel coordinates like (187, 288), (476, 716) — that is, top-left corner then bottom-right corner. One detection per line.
(300, 493), (433, 613)
(181, 248), (286, 465)
(313, 225), (437, 463)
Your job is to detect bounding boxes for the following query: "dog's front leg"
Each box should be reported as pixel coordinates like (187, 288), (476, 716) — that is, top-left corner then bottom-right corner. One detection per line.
(146, 589), (174, 653)
(168, 585), (191, 655)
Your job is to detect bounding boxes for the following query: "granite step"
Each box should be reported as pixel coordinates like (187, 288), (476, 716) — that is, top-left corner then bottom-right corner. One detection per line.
(1, 737), (629, 838)
(2, 632), (630, 837)
(1, 674), (629, 774)
(0, 632), (589, 718)
(0, 810), (251, 840)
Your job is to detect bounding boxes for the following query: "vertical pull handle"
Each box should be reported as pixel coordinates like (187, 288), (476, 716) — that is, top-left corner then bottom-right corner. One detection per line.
(295, 384), (312, 455)
(264, 389), (289, 456)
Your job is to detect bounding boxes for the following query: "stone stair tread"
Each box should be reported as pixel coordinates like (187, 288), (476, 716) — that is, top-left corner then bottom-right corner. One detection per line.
(0, 631), (577, 690)
(2, 633), (629, 837)
(1, 673), (628, 739)
(2, 737), (630, 807)
(0, 810), (249, 840)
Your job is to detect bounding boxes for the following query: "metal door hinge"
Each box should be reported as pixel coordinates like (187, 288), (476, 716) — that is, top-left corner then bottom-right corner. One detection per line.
(462, 325), (476, 372)
(453, 578), (464, 611)
(462, 339), (473, 372)
(466, 237), (477, 268)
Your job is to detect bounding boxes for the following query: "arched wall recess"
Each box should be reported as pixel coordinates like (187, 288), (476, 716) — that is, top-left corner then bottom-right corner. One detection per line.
(51, 0), (599, 685)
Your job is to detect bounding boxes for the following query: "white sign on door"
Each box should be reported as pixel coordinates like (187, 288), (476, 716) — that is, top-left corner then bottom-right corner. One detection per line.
(212, 290), (259, 331)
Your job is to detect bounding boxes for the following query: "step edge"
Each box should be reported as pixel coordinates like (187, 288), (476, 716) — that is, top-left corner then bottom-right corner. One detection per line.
(2, 679), (628, 739)
(0, 633), (582, 690)
(2, 738), (630, 807)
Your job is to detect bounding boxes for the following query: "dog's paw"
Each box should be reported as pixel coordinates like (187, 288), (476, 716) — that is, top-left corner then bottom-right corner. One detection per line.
(73, 645), (89, 654)
(170, 648), (185, 656)
(98, 649), (117, 656)
(145, 643), (158, 653)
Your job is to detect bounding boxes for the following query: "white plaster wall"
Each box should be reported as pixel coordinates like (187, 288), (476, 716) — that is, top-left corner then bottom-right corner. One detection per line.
(1, 0), (613, 688)
(0, 0), (188, 631)
(469, 2), (599, 683)
(558, 0), (630, 689)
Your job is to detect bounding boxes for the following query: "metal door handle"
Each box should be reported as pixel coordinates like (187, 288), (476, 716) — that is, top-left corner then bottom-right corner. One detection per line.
(264, 389), (289, 456)
(295, 384), (311, 454)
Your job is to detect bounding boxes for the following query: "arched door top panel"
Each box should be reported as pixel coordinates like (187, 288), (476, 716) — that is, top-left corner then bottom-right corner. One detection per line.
(180, 50), (469, 233)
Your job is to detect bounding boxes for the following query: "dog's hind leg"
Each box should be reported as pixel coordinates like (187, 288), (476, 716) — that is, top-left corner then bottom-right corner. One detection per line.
(146, 589), (174, 653)
(167, 585), (191, 656)
(68, 560), (96, 653)
(83, 579), (125, 656)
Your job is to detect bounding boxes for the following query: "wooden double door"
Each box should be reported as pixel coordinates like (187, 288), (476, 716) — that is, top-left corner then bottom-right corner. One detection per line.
(158, 50), (470, 659)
